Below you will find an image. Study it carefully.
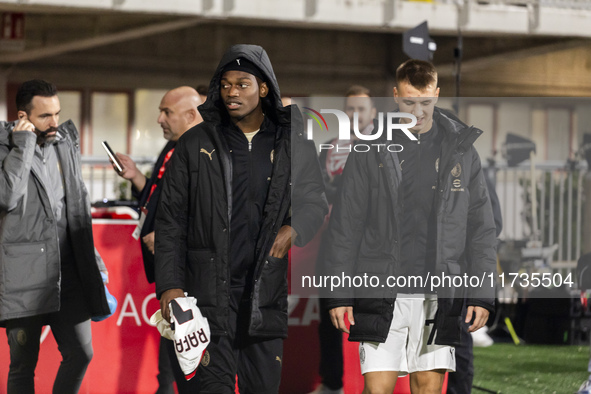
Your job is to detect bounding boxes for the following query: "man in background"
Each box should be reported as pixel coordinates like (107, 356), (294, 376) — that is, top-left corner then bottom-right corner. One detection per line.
(326, 60), (497, 394)
(0, 79), (110, 393)
(114, 86), (202, 393)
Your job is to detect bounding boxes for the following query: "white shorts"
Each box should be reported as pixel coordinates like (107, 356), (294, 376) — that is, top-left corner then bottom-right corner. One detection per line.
(359, 295), (456, 376)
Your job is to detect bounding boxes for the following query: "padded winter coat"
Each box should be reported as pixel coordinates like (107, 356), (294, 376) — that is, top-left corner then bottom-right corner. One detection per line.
(0, 120), (109, 324)
(154, 44), (327, 339)
(324, 108), (497, 346)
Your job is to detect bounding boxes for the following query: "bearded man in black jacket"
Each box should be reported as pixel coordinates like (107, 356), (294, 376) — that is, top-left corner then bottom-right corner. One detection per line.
(325, 60), (497, 394)
(154, 45), (327, 394)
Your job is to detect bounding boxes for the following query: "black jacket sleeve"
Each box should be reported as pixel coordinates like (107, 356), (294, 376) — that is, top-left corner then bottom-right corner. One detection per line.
(465, 147), (498, 310)
(483, 169), (503, 237)
(154, 137), (190, 299)
(131, 176), (149, 202)
(290, 124), (328, 247)
(323, 149), (371, 310)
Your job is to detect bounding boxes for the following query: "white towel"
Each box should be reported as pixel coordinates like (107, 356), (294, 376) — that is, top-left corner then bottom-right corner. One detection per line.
(150, 296), (211, 380)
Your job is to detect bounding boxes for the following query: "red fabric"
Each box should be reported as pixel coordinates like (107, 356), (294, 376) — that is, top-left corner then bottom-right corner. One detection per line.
(147, 148), (174, 204)
(0, 222), (320, 393)
(0, 221), (447, 393)
(324, 138), (352, 178)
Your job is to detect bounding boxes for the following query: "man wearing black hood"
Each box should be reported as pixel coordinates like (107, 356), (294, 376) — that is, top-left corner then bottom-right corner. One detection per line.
(154, 45), (327, 393)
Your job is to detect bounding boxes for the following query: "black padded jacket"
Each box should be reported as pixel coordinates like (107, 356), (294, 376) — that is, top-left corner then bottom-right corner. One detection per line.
(323, 108), (497, 346)
(154, 44), (328, 338)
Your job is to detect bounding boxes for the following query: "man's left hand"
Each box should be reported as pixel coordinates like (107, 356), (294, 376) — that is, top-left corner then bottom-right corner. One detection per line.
(466, 306), (489, 332)
(269, 225), (297, 258)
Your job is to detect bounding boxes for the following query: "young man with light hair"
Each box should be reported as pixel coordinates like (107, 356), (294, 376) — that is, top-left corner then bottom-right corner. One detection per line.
(325, 60), (497, 394)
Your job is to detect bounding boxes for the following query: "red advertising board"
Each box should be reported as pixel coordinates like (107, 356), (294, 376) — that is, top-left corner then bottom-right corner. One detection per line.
(0, 220), (434, 393)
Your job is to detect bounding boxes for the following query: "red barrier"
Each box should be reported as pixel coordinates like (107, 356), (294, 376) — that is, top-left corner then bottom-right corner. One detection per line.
(0, 221), (324, 393)
(0, 220), (446, 393)
(0, 221), (163, 394)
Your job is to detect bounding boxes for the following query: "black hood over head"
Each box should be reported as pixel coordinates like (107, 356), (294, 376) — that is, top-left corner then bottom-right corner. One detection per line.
(198, 44), (290, 126)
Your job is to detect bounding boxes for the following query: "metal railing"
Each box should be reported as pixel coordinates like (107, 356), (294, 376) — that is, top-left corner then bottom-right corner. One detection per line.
(82, 155), (588, 281)
(494, 160), (588, 277)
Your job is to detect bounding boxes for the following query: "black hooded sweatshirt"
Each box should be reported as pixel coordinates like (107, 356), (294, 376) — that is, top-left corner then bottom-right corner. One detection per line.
(154, 44), (327, 338)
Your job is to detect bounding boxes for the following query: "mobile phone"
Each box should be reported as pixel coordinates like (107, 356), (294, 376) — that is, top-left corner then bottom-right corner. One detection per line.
(101, 141), (124, 173)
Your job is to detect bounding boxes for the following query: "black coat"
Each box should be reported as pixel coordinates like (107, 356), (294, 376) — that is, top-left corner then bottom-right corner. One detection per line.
(133, 140), (176, 284)
(154, 44), (327, 338)
(323, 108), (498, 346)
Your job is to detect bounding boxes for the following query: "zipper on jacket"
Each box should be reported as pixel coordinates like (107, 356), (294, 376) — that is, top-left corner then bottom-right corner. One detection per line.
(248, 135), (255, 247)
(415, 131), (422, 254)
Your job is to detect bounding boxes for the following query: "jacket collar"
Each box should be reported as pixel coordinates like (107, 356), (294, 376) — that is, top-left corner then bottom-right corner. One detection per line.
(0, 121), (15, 147)
(434, 108), (483, 152)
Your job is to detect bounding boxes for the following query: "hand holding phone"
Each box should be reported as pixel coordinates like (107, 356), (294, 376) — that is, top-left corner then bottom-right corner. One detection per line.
(101, 141), (124, 173)
(112, 152), (145, 191)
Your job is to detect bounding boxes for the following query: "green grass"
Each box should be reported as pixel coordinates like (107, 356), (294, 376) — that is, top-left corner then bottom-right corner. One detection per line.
(473, 344), (589, 394)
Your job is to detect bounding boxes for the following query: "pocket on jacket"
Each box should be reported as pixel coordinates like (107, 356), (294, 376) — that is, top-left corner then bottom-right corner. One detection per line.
(256, 256), (288, 310)
(2, 242), (49, 292)
(186, 249), (217, 308)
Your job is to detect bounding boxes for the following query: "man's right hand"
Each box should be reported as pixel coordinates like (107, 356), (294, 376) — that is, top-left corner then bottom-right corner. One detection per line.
(115, 153), (146, 192)
(329, 306), (355, 334)
(14, 117), (35, 134)
(160, 288), (186, 323)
